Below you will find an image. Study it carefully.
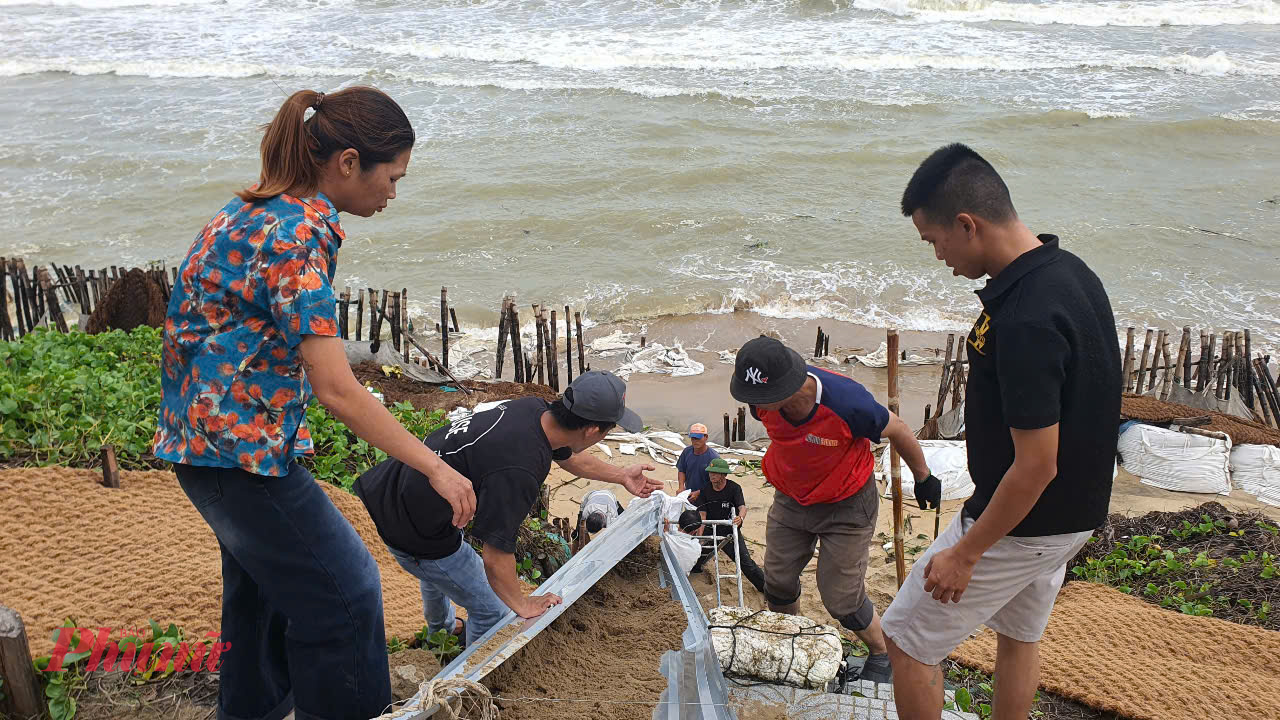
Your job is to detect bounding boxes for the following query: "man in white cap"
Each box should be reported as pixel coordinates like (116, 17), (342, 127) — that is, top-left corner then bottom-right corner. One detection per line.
(355, 370), (662, 648)
(676, 422), (719, 500)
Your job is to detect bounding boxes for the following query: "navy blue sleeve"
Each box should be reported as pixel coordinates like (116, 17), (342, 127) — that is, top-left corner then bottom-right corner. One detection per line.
(676, 447), (689, 473)
(819, 370), (890, 442)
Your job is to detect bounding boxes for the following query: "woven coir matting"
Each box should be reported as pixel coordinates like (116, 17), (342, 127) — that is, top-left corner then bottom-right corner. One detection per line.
(952, 582), (1280, 720)
(1122, 393), (1280, 447)
(0, 468), (435, 656)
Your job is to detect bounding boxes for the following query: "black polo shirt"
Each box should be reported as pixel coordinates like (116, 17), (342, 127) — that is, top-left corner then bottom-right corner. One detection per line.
(963, 235), (1121, 537)
(354, 397), (573, 558)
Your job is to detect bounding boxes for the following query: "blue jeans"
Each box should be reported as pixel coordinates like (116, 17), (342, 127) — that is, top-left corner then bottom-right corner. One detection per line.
(175, 462), (391, 720)
(385, 542), (511, 647)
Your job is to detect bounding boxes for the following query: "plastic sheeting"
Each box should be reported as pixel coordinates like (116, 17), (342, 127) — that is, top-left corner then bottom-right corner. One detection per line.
(1118, 423), (1233, 495)
(877, 440), (975, 502)
(1231, 444), (1280, 507)
(657, 489), (702, 575)
(603, 431), (766, 467)
(615, 344), (705, 380)
(707, 607), (843, 690)
(848, 341), (944, 368)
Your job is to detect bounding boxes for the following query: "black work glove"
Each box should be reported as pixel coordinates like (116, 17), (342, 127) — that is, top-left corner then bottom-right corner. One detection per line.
(914, 474), (942, 511)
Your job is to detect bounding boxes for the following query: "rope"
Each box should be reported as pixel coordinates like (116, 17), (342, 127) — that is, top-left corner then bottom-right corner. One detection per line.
(375, 677), (499, 720)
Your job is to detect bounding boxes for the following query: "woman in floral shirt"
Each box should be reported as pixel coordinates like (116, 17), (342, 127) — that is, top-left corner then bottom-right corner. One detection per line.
(152, 87), (474, 720)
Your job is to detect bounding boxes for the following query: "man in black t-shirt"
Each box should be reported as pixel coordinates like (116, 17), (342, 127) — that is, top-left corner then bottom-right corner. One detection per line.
(354, 371), (661, 647)
(691, 458), (764, 593)
(882, 144), (1121, 720)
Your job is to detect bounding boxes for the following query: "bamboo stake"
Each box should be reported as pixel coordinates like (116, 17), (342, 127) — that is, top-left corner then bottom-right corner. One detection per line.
(723, 413), (732, 447)
(564, 305), (574, 383)
(100, 444), (120, 488)
(0, 258), (10, 341)
(1243, 330), (1255, 409)
(1216, 331), (1233, 400)
(369, 303), (473, 395)
(0, 605), (42, 719)
(440, 287), (450, 370)
(495, 297), (511, 379)
(814, 326), (824, 357)
(370, 290), (388, 354)
(1122, 327), (1135, 392)
(543, 310), (554, 388)
(354, 288), (365, 341)
(1147, 330), (1166, 392)
(731, 418), (739, 444)
(525, 351), (533, 382)
(1181, 326), (1193, 389)
(510, 305), (524, 383)
(549, 310), (560, 392)
(1160, 334), (1178, 401)
(887, 329), (906, 589)
(389, 292), (401, 352)
(1135, 328), (1154, 393)
(339, 287), (350, 340)
(1201, 334), (1217, 392)
(1171, 328), (1190, 390)
(75, 265), (90, 315)
(402, 288), (410, 363)
(1253, 366), (1275, 428)
(16, 260), (34, 333)
(37, 268), (68, 333)
(575, 312), (585, 374)
(1254, 358), (1280, 429)
(737, 407), (747, 442)
(534, 304), (545, 386)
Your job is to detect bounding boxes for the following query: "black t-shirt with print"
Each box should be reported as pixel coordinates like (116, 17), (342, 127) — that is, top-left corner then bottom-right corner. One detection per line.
(696, 479), (746, 525)
(963, 235), (1122, 537)
(355, 397), (572, 558)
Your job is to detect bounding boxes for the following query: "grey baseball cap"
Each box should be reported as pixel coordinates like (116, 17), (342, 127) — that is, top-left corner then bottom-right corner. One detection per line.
(562, 370), (643, 432)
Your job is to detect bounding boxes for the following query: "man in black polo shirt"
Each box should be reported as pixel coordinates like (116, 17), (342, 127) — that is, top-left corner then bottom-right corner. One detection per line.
(691, 458), (764, 593)
(882, 143), (1121, 720)
(354, 371), (662, 648)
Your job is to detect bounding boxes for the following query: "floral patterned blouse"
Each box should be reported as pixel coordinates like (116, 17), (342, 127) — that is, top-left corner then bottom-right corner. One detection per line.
(152, 192), (342, 476)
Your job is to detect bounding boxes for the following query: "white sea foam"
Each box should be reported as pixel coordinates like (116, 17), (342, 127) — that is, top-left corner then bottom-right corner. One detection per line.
(0, 0), (223, 7)
(0, 58), (370, 79)
(852, 0), (1280, 27)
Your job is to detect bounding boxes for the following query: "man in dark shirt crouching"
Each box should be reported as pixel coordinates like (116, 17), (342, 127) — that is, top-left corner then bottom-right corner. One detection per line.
(354, 371), (662, 648)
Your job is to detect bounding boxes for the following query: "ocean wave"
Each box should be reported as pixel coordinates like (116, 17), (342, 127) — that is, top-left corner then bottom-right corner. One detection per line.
(0, 0), (226, 7)
(362, 38), (1280, 78)
(851, 0), (1280, 27)
(0, 58), (370, 79)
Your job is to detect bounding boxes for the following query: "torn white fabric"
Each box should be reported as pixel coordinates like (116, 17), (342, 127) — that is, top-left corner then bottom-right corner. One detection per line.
(848, 341), (943, 368)
(595, 442), (613, 457)
(614, 343), (705, 379)
(619, 443), (638, 455)
(588, 329), (640, 357)
(653, 489), (702, 574)
(717, 350), (737, 364)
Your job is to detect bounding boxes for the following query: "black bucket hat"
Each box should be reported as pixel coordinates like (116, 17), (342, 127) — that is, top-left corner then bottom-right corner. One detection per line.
(729, 336), (808, 405)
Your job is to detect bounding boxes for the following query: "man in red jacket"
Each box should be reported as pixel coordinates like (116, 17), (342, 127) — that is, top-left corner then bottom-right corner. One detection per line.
(731, 336), (940, 683)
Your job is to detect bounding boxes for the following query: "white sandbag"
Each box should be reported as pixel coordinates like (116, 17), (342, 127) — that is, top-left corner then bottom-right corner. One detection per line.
(1118, 424), (1232, 495)
(878, 440), (975, 502)
(614, 343), (705, 379)
(707, 607), (843, 689)
(588, 329), (639, 356)
(1230, 444), (1280, 507)
(662, 531), (703, 575)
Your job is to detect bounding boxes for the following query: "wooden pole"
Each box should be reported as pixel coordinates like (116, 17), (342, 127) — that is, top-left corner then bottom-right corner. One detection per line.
(935, 334), (956, 416)
(814, 326), (824, 357)
(338, 287), (350, 339)
(389, 292), (401, 352)
(737, 407), (747, 442)
(402, 288), (410, 363)
(1171, 328), (1190, 392)
(510, 305), (524, 383)
(1160, 334), (1178, 402)
(1254, 358), (1280, 429)
(495, 297), (510, 379)
(1147, 329), (1166, 392)
(887, 329), (906, 589)
(354, 287), (365, 341)
(575, 312), (586, 375)
(1135, 328), (1154, 393)
(100, 444), (120, 488)
(370, 290), (388, 354)
(731, 417), (739, 444)
(525, 351), (533, 383)
(823, 334), (830, 358)
(440, 287), (450, 371)
(15, 260), (34, 333)
(1253, 366), (1275, 428)
(0, 605), (42, 719)
(1201, 334), (1217, 392)
(543, 310), (554, 388)
(549, 310), (560, 391)
(0, 258), (10, 341)
(564, 305), (574, 383)
(37, 268), (68, 332)
(1182, 326), (1193, 389)
(723, 413), (732, 447)
(369, 303), (473, 395)
(534, 304), (545, 386)
(1243, 330), (1255, 409)
(1122, 327), (1136, 392)
(1216, 331), (1233, 400)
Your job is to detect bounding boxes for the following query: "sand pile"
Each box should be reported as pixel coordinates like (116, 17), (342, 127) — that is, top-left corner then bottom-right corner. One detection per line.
(84, 268), (167, 334)
(1122, 393), (1280, 447)
(483, 539), (687, 720)
(0, 467), (434, 656)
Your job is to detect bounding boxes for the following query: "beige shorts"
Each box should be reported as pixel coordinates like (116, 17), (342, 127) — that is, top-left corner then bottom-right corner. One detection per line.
(882, 510), (1092, 666)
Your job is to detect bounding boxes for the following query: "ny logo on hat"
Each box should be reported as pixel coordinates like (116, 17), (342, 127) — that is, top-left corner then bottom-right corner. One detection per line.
(744, 367), (767, 385)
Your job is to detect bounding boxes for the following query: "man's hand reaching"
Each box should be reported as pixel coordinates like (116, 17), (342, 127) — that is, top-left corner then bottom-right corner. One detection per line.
(621, 463), (663, 498)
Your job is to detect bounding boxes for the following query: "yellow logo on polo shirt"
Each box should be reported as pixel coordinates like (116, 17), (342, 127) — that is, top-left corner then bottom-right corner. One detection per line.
(968, 312), (991, 355)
